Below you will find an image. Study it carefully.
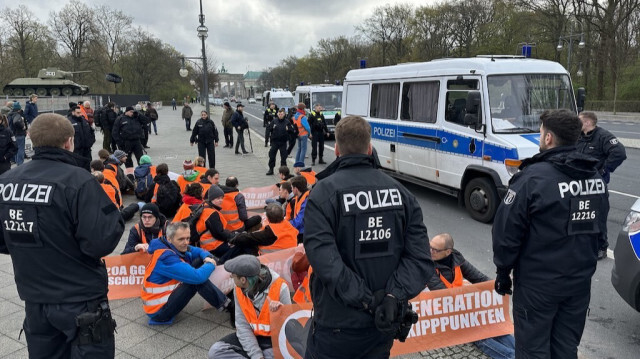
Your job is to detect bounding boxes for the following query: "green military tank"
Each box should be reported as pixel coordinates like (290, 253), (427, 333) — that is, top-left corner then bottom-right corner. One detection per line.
(2, 68), (90, 97)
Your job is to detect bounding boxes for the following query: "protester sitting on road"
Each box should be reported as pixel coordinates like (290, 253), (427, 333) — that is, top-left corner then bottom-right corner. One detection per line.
(293, 162), (316, 187)
(141, 222), (230, 325)
(229, 204), (298, 256)
(104, 149), (132, 193)
(220, 176), (262, 232)
(427, 233), (515, 359)
(134, 155), (157, 201)
(266, 180), (294, 212)
(208, 255), (291, 359)
(91, 159), (120, 198)
(177, 160), (201, 194)
(151, 163), (182, 219)
(194, 156), (208, 178)
(199, 168), (220, 197)
(90, 169), (139, 222)
(122, 203), (167, 254)
(289, 176), (309, 242)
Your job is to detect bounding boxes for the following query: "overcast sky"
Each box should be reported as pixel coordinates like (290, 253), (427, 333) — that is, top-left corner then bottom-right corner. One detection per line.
(25, 0), (434, 75)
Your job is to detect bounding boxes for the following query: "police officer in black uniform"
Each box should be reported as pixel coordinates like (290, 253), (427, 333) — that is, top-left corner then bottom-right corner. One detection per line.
(112, 106), (148, 168)
(190, 110), (219, 168)
(68, 105), (96, 169)
(263, 102), (277, 147)
(576, 111), (626, 259)
(0, 113), (124, 358)
(304, 115), (433, 359)
(493, 109), (609, 359)
(308, 103), (329, 166)
(0, 114), (17, 175)
(266, 108), (295, 176)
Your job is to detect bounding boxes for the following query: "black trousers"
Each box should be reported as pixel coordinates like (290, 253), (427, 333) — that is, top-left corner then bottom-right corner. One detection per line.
(513, 285), (590, 359)
(287, 134), (296, 155)
(123, 140), (143, 168)
(0, 161), (10, 176)
(268, 141), (288, 170)
(23, 299), (115, 359)
(235, 129), (247, 153)
(311, 132), (325, 161)
(198, 142), (215, 168)
(305, 321), (394, 359)
(265, 123), (273, 146)
(223, 127), (234, 147)
(120, 203), (140, 222)
(142, 124), (149, 146)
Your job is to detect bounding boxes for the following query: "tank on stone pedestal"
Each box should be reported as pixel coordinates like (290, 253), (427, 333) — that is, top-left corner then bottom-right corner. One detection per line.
(2, 68), (91, 97)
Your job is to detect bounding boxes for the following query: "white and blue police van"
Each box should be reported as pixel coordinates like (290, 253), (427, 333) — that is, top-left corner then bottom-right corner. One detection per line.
(342, 55), (583, 222)
(295, 84), (343, 134)
(262, 89), (296, 112)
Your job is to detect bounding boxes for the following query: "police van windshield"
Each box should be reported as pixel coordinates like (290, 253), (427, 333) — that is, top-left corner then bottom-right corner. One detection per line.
(312, 92), (342, 111)
(272, 97), (295, 109)
(488, 74), (575, 134)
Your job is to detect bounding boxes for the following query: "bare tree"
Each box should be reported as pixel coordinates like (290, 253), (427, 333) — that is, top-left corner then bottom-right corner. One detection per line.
(93, 5), (133, 68)
(48, 0), (96, 71)
(357, 4), (414, 65)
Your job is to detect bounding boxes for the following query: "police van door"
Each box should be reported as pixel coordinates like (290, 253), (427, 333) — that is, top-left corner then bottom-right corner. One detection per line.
(394, 80), (440, 183)
(437, 77), (484, 188)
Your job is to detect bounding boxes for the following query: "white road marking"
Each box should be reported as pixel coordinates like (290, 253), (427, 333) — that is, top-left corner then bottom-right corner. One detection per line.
(610, 130), (640, 135)
(610, 190), (640, 199)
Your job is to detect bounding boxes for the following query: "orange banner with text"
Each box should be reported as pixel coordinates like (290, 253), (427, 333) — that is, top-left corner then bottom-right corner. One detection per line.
(104, 252), (152, 300)
(270, 281), (513, 359)
(241, 185), (278, 210)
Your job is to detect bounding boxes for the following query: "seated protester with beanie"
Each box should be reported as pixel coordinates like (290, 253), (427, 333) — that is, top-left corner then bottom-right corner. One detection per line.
(427, 233), (515, 359)
(151, 163), (182, 218)
(208, 255), (291, 359)
(293, 162), (316, 187)
(173, 183), (237, 258)
(220, 176), (262, 232)
(177, 160), (201, 194)
(105, 149), (133, 194)
(229, 204), (298, 255)
(289, 176), (309, 242)
(141, 222), (230, 325)
(122, 203), (167, 254)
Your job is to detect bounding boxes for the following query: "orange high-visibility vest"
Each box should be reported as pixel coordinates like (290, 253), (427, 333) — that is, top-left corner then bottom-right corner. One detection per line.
(221, 192), (243, 231)
(284, 201), (294, 221)
(141, 249), (183, 314)
(103, 169), (119, 189)
(100, 182), (121, 208)
(299, 171), (317, 186)
(194, 166), (207, 180)
(236, 277), (286, 336)
(437, 266), (463, 288)
(150, 165), (157, 178)
(173, 204), (226, 251)
(200, 182), (212, 198)
(173, 203), (193, 222)
(259, 221), (299, 254)
(293, 113), (308, 137)
(134, 223), (163, 245)
(293, 267), (313, 304)
(293, 191), (309, 219)
(151, 184), (159, 203)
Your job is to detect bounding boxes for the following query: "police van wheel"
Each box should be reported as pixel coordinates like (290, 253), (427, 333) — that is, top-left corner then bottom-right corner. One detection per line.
(464, 177), (498, 223)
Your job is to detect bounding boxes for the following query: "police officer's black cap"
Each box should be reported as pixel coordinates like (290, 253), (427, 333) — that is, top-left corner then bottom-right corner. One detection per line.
(125, 106), (135, 112)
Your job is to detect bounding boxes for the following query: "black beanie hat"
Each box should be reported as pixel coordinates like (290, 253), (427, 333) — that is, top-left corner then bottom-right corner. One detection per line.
(140, 203), (160, 218)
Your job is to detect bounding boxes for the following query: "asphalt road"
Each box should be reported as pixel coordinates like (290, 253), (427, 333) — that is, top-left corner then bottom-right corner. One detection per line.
(239, 103), (640, 359)
(600, 120), (640, 140)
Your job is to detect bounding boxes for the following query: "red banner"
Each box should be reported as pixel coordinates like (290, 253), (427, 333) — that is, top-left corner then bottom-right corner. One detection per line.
(270, 281), (513, 358)
(241, 185), (278, 210)
(104, 252), (152, 300)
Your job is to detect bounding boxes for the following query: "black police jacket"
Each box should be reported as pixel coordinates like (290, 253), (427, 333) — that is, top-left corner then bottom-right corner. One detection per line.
(308, 111), (328, 135)
(0, 125), (17, 163)
(68, 115), (96, 150)
(576, 126), (626, 182)
(112, 114), (144, 143)
(269, 118), (294, 143)
(190, 118), (219, 144)
(492, 146), (609, 295)
(0, 147), (124, 303)
(304, 154), (434, 328)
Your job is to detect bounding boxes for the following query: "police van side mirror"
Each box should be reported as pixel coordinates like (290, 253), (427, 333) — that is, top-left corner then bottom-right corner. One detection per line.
(576, 87), (586, 113)
(464, 91), (482, 128)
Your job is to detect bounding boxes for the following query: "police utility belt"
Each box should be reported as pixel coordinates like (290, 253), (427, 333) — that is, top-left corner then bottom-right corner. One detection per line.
(74, 301), (117, 345)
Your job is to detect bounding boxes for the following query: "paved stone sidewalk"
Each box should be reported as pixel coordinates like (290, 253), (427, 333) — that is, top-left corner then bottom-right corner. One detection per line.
(0, 103), (489, 358)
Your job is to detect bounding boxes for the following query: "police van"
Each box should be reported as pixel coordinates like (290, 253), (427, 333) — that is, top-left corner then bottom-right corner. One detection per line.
(262, 89), (296, 112)
(295, 84), (343, 134)
(342, 56), (583, 222)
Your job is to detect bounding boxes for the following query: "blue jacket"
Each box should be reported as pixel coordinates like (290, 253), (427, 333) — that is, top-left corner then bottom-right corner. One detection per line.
(289, 191), (308, 234)
(146, 238), (215, 285)
(24, 101), (38, 124)
(231, 110), (247, 129)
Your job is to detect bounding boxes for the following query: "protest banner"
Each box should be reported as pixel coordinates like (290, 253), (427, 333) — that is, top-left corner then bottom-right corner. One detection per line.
(270, 281), (513, 359)
(241, 184), (278, 209)
(104, 252), (152, 300)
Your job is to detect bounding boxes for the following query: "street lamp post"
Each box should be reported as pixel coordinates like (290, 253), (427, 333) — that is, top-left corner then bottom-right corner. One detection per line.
(179, 0), (210, 114)
(556, 19), (585, 77)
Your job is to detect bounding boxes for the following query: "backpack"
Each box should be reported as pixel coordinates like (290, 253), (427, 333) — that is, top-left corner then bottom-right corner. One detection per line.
(94, 106), (107, 128)
(133, 165), (153, 199)
(182, 203), (206, 246)
(156, 181), (181, 217)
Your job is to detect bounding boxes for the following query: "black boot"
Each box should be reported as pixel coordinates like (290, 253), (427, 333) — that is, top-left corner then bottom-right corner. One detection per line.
(311, 159), (315, 166)
(319, 158), (326, 164)
(266, 169), (274, 175)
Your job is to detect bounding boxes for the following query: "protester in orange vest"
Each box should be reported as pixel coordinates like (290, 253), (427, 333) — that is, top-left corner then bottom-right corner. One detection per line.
(92, 171), (121, 209)
(176, 160), (201, 194)
(293, 161), (316, 187)
(141, 222), (230, 325)
(150, 163), (182, 218)
(229, 204), (298, 255)
(122, 203), (167, 254)
(220, 176), (262, 232)
(289, 176), (309, 242)
(193, 156), (208, 179)
(198, 168), (220, 197)
(292, 103), (311, 164)
(426, 233), (515, 359)
(208, 255), (291, 359)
